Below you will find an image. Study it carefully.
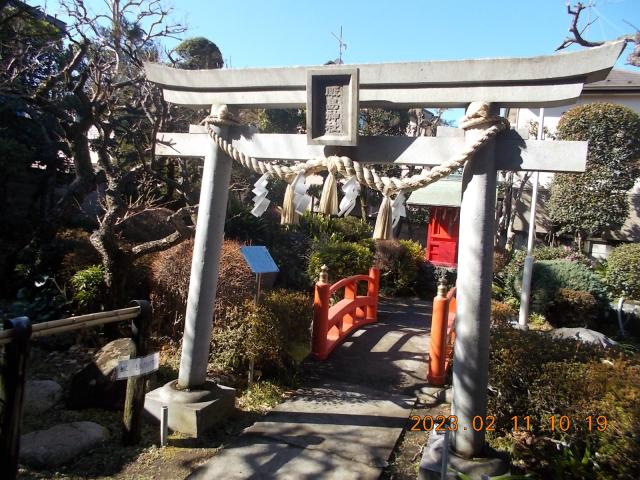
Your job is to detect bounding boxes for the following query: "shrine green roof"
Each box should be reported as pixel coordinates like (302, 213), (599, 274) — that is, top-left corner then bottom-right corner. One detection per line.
(407, 175), (462, 207)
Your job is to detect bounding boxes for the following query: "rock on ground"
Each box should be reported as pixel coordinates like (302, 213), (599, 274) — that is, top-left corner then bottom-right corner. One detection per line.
(23, 380), (63, 415)
(551, 327), (617, 348)
(67, 338), (133, 409)
(20, 421), (109, 468)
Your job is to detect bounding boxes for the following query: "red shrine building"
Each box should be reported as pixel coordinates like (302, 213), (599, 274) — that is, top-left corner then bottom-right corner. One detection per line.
(407, 175), (462, 268)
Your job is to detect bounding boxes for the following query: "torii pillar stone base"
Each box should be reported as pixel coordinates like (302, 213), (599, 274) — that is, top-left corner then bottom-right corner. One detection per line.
(144, 121), (235, 437)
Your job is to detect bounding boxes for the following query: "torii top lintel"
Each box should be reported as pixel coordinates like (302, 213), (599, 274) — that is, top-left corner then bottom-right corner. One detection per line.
(144, 41), (625, 109)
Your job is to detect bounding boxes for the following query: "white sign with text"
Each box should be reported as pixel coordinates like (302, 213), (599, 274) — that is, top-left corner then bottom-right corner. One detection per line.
(116, 352), (159, 380)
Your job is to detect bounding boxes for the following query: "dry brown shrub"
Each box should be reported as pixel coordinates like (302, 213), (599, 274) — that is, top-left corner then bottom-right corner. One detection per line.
(149, 238), (254, 337)
(491, 300), (516, 328)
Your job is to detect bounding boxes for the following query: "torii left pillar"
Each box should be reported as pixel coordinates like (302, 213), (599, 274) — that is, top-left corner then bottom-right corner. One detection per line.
(144, 114), (236, 437)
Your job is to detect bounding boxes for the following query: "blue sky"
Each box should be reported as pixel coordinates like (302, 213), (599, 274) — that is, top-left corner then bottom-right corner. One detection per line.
(162, 0), (639, 69)
(47, 0), (639, 69)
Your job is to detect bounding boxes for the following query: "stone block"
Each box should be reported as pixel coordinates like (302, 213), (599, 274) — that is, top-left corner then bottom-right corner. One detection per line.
(144, 379), (235, 437)
(306, 68), (359, 146)
(20, 421), (109, 468)
(419, 428), (509, 480)
(23, 379), (62, 415)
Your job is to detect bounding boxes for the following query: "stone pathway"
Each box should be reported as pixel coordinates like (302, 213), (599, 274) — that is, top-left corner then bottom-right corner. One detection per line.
(188, 298), (432, 480)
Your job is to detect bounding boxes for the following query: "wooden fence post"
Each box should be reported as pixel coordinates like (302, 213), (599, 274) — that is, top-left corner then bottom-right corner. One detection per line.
(428, 283), (449, 386)
(122, 300), (152, 445)
(0, 316), (32, 480)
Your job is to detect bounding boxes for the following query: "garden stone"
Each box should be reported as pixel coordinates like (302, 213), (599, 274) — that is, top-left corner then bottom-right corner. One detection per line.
(551, 327), (617, 348)
(23, 380), (62, 415)
(20, 421), (109, 468)
(68, 338), (133, 409)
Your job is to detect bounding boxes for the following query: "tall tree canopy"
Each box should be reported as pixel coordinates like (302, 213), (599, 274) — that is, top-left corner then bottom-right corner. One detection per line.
(174, 37), (223, 69)
(548, 103), (640, 246)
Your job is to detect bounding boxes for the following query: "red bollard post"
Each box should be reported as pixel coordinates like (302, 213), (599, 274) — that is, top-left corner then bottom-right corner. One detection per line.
(366, 267), (380, 322)
(428, 282), (449, 386)
(312, 265), (331, 360)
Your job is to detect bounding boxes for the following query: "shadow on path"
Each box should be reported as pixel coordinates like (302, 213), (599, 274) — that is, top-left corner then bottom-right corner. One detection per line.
(188, 297), (432, 480)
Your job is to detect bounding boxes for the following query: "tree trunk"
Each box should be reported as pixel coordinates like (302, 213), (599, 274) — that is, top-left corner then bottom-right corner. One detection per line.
(495, 172), (514, 250)
(504, 173), (532, 252)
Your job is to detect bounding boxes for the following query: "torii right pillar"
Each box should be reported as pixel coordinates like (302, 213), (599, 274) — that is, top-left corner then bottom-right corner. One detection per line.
(451, 104), (501, 463)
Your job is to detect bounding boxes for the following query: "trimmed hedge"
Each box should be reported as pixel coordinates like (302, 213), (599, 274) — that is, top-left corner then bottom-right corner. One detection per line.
(605, 243), (640, 300)
(547, 288), (598, 328)
(307, 239), (374, 285)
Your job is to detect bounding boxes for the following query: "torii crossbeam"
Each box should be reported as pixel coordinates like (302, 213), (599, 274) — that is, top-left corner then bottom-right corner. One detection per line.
(143, 41), (625, 474)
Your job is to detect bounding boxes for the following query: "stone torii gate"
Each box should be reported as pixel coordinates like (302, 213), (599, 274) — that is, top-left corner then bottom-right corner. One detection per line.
(143, 41), (624, 472)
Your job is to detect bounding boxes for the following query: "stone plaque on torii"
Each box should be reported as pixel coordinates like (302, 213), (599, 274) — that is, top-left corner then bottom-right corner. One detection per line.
(143, 41), (625, 472)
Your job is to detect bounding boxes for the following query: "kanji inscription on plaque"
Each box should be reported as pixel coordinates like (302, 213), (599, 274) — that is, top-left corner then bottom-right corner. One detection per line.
(307, 68), (358, 146)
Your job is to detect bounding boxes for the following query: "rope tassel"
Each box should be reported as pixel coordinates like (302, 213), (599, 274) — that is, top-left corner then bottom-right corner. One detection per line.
(373, 195), (393, 240)
(281, 182), (300, 225)
(318, 171), (339, 216)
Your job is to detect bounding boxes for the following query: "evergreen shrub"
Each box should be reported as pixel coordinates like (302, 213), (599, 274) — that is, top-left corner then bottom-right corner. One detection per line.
(375, 239), (426, 296)
(210, 289), (312, 375)
(498, 245), (572, 300)
(547, 288), (598, 328)
(70, 264), (105, 313)
(605, 243), (640, 300)
(489, 325), (639, 479)
(307, 240), (374, 285)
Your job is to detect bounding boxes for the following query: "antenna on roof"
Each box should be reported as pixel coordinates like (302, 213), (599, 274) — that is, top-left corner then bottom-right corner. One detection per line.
(331, 26), (347, 65)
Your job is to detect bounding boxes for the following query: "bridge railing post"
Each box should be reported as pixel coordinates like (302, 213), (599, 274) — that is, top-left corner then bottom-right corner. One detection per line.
(366, 267), (380, 322)
(312, 265), (331, 359)
(428, 281), (449, 386)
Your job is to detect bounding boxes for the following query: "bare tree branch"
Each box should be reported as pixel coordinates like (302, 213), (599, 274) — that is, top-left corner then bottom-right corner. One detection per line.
(556, 2), (604, 51)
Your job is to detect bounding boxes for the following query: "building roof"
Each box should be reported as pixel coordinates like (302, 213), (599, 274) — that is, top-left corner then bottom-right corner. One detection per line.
(407, 175), (462, 207)
(584, 68), (640, 92)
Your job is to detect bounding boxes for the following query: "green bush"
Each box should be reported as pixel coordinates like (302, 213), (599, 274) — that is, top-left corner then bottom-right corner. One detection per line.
(326, 216), (372, 243)
(298, 213), (372, 243)
(489, 326), (640, 480)
(374, 239), (426, 296)
(498, 246), (573, 301)
(507, 258), (608, 317)
(605, 243), (640, 300)
(547, 288), (598, 328)
(70, 265), (105, 313)
(307, 240), (374, 285)
(269, 229), (311, 290)
(210, 289), (312, 376)
(536, 259), (607, 304)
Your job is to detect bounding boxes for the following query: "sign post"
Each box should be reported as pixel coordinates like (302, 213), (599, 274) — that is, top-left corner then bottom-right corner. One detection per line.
(240, 246), (279, 385)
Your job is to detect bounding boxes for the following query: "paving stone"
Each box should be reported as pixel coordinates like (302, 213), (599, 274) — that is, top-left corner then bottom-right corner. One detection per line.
(245, 381), (414, 467)
(187, 435), (380, 480)
(190, 299), (432, 479)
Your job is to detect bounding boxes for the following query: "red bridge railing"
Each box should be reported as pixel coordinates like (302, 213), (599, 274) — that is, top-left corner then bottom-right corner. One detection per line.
(312, 265), (380, 361)
(428, 284), (457, 386)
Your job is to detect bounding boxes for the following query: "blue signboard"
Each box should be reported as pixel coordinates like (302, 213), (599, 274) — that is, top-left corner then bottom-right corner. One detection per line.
(240, 246), (279, 274)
